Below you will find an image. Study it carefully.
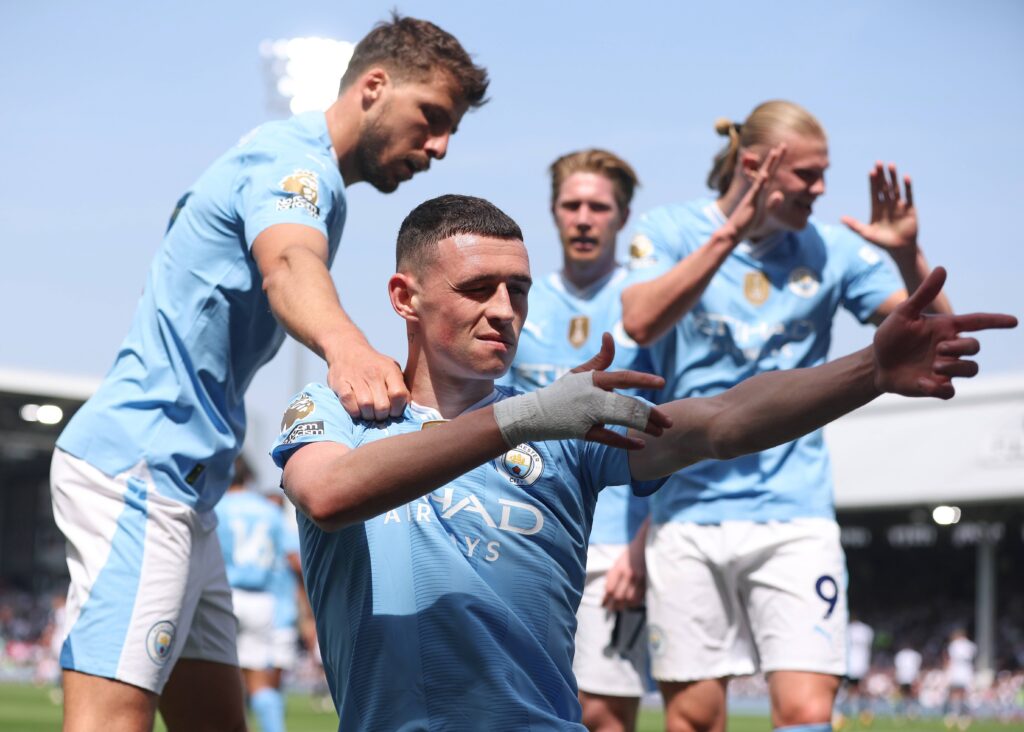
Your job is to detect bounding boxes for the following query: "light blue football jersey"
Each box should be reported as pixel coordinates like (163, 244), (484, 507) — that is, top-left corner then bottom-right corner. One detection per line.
(270, 512), (301, 630)
(215, 490), (285, 592)
(57, 111), (347, 512)
(501, 266), (650, 546)
(628, 199), (902, 524)
(271, 383), (663, 731)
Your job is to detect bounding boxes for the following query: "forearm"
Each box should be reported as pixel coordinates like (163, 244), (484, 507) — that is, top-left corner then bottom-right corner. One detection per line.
(631, 348), (881, 480)
(622, 229), (737, 345)
(891, 247), (952, 314)
(285, 408), (507, 531)
(262, 246), (370, 361)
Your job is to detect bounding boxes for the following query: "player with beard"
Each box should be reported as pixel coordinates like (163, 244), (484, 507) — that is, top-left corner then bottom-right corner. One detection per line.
(622, 100), (952, 732)
(50, 14), (487, 732)
(272, 194), (1012, 731)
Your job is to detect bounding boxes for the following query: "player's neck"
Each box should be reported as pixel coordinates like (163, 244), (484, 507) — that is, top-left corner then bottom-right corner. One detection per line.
(404, 339), (495, 419)
(562, 257), (616, 291)
(325, 96), (364, 187)
(716, 188), (780, 242)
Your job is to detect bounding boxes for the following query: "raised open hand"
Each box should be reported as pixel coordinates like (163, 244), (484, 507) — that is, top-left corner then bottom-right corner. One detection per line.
(722, 143), (786, 242)
(873, 267), (1017, 398)
(841, 162), (919, 254)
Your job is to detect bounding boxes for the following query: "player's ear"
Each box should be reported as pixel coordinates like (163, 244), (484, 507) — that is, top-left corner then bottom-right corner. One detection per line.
(739, 148), (761, 183)
(389, 272), (419, 322)
(359, 68), (389, 109)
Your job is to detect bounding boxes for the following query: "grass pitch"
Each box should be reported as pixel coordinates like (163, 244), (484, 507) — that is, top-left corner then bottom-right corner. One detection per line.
(0, 682), (1013, 731)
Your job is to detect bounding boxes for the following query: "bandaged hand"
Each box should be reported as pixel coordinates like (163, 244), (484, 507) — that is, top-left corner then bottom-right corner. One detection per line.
(493, 371), (652, 448)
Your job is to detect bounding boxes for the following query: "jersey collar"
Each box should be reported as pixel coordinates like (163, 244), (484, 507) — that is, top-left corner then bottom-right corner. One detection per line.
(407, 389), (502, 423)
(552, 265), (626, 300)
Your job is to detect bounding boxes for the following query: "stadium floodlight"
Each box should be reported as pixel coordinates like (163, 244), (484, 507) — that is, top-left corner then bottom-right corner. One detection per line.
(260, 36), (355, 116)
(20, 403), (64, 425)
(932, 505), (962, 525)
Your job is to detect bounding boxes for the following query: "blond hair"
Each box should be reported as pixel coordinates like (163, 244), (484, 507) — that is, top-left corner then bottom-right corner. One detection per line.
(549, 149), (639, 212)
(706, 100), (826, 194)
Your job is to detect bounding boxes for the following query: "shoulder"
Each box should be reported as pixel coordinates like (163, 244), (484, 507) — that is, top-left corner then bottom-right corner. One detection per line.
(635, 199), (712, 234)
(629, 199), (718, 268)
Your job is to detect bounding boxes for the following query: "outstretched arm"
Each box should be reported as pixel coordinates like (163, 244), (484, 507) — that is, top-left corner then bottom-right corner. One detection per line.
(621, 145), (785, 345)
(630, 267), (1016, 480)
(253, 223), (410, 421)
(284, 349), (671, 531)
(841, 162), (952, 320)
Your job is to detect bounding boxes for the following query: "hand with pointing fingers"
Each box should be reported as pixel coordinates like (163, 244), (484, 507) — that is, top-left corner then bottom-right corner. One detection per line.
(873, 267), (1017, 399)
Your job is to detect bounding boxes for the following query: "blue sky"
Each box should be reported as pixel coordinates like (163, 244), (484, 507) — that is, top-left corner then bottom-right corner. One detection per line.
(3, 1), (1021, 477)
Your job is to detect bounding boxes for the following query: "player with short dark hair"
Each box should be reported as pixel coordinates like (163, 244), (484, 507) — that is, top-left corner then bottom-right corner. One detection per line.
(273, 193), (1013, 731)
(50, 15), (487, 732)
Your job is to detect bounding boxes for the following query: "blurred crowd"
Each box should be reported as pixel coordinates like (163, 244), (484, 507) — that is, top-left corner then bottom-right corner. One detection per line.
(3, 582), (1023, 722)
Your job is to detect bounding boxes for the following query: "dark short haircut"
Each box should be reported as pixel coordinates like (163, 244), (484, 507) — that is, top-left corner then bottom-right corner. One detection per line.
(340, 13), (489, 108)
(396, 194), (523, 273)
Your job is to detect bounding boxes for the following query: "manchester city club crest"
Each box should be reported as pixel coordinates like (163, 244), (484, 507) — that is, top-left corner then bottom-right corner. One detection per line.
(787, 266), (821, 298)
(498, 443), (544, 486)
(146, 620), (176, 665)
(647, 624), (666, 657)
(568, 315), (589, 348)
(744, 271), (771, 306)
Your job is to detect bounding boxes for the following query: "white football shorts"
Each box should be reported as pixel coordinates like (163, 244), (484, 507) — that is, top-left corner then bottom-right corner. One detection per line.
(271, 626), (299, 670)
(232, 589), (275, 671)
(646, 518), (848, 683)
(572, 543), (650, 697)
(51, 448), (238, 693)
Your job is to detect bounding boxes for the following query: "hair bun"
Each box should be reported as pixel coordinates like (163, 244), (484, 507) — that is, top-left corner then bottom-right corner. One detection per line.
(714, 118), (735, 136)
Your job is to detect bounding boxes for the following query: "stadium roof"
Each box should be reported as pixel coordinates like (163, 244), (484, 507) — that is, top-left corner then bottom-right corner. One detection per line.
(827, 372), (1024, 509)
(0, 368), (100, 463)
(0, 368), (101, 400)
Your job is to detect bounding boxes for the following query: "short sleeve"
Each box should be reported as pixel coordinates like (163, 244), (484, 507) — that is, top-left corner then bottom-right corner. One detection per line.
(281, 513), (301, 555)
(828, 226), (903, 323)
(271, 382), (356, 468)
(237, 151), (335, 249)
(626, 208), (692, 286)
(568, 398), (668, 497)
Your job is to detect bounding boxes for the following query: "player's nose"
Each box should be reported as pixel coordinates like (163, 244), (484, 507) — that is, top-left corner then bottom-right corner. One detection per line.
(425, 133), (449, 160)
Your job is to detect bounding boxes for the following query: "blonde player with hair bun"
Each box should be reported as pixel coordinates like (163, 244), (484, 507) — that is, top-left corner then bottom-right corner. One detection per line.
(622, 100), (952, 732)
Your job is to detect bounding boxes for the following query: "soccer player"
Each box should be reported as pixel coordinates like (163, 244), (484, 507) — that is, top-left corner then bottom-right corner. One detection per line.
(265, 490), (311, 729)
(271, 193), (1013, 731)
(214, 459), (286, 732)
(503, 149), (651, 732)
(621, 100), (952, 732)
(843, 616), (875, 724)
(944, 628), (976, 730)
(49, 15), (488, 732)
(893, 642), (922, 719)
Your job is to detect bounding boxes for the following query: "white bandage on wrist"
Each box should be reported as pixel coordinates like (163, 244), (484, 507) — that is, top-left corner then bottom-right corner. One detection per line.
(493, 371), (651, 447)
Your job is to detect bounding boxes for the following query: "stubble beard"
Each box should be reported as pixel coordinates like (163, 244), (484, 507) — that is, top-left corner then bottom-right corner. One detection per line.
(354, 114), (398, 194)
